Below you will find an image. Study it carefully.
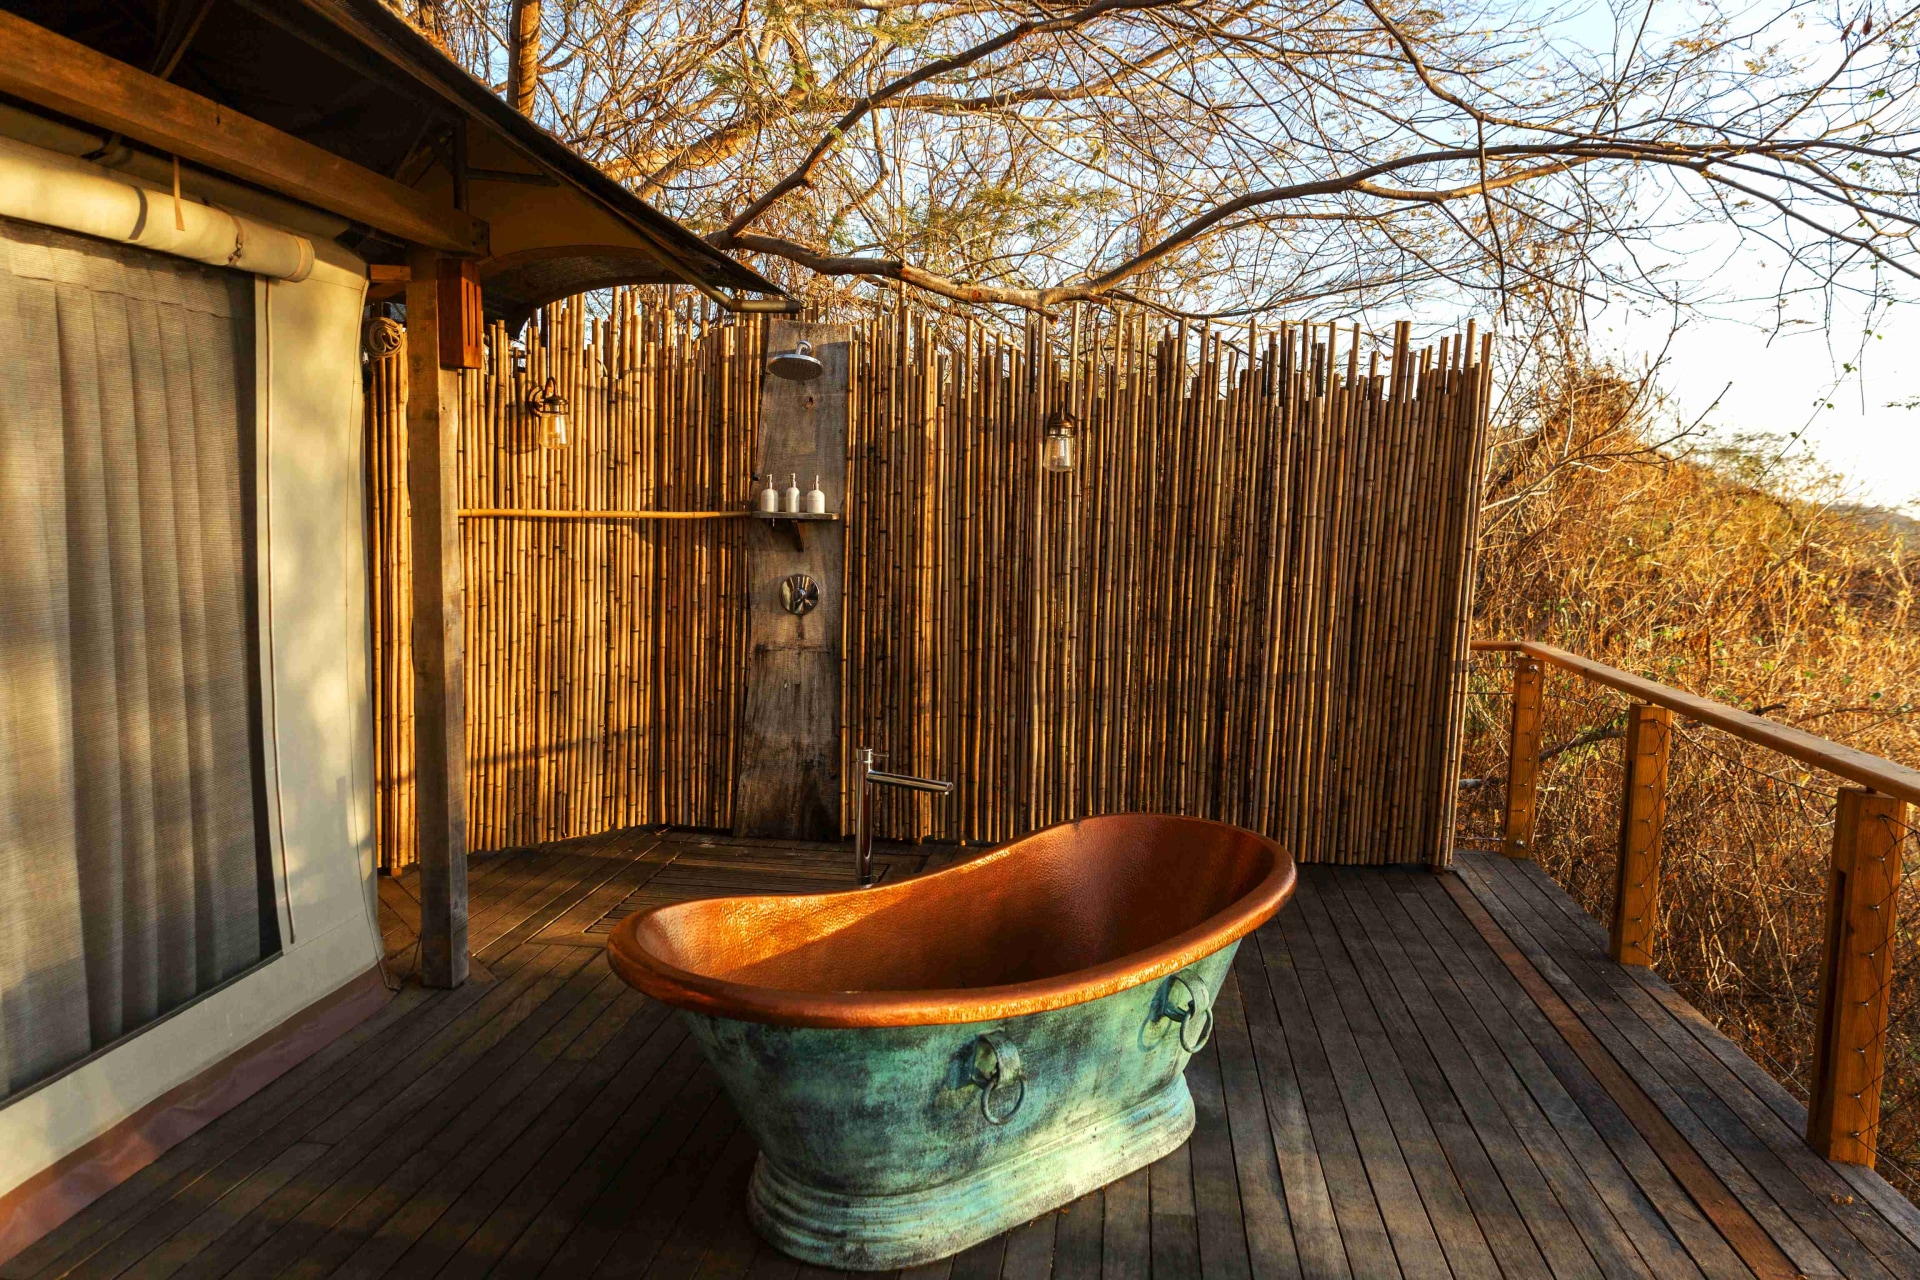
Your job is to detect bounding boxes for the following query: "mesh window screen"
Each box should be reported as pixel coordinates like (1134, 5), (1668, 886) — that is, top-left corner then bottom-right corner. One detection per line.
(0, 217), (274, 1102)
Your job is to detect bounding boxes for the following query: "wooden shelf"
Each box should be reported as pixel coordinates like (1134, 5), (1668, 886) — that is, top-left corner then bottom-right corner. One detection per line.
(753, 510), (841, 549)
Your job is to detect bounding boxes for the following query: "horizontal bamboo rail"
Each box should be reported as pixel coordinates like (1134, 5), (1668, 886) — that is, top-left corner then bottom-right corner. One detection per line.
(1473, 638), (1916, 1169)
(458, 509), (750, 520)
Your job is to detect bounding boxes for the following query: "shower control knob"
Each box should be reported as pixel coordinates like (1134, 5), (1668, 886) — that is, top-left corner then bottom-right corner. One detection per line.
(779, 573), (820, 616)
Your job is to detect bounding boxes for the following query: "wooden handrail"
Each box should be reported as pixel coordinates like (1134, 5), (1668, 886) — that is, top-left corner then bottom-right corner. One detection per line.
(1472, 639), (1920, 807)
(1473, 637), (1915, 1171)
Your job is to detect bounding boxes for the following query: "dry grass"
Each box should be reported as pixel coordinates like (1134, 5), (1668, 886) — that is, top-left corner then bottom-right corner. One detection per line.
(1457, 361), (1920, 1195)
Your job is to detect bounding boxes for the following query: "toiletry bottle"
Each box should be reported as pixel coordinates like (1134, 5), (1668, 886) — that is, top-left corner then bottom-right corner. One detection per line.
(805, 475), (827, 514)
(759, 474), (780, 512)
(784, 473), (802, 513)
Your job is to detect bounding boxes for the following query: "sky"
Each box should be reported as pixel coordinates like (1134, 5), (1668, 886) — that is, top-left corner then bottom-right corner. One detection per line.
(1554, 1), (1920, 514)
(1589, 288), (1920, 514)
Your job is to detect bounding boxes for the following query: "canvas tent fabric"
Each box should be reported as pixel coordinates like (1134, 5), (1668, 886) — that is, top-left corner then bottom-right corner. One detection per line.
(0, 217), (269, 1100)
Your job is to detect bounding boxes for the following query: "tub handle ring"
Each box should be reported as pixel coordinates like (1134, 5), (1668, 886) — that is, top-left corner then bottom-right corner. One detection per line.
(1163, 974), (1215, 1053)
(970, 1034), (1026, 1126)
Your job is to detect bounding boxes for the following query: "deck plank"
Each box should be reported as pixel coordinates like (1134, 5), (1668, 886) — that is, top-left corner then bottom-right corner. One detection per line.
(946, 1234), (1008, 1280)
(1333, 871), (1585, 1280)
(999, 1212), (1057, 1280)
(257, 967), (637, 1280)
(1451, 858), (1863, 1280)
(1099, 1168), (1149, 1280)
(17, 829), (1920, 1280)
(476, 1054), (726, 1277)
(1486, 852), (1920, 1277)
(1384, 875), (1702, 1280)
(391, 1027), (701, 1279)
(4, 985), (437, 1278)
(180, 947), (607, 1280)
(328, 996), (678, 1280)
(1228, 946), (1349, 1279)
(587, 1123), (759, 1280)
(1050, 1194), (1102, 1280)
(479, 837), (667, 962)
(1205, 972), (1300, 1279)
(1146, 1145), (1199, 1280)
(1300, 868), (1537, 1280)
(1270, 893), (1455, 1279)
(1181, 1023), (1251, 1280)
(30, 963), (552, 1280)
(1294, 869), (1502, 1280)
(1252, 915), (1406, 1277)
(531, 842), (682, 946)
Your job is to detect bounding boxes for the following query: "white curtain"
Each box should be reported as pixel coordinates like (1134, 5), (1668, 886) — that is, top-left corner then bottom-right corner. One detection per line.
(0, 217), (268, 1101)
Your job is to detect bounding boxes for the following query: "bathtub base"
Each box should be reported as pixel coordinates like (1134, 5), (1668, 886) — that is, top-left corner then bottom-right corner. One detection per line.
(748, 1074), (1196, 1269)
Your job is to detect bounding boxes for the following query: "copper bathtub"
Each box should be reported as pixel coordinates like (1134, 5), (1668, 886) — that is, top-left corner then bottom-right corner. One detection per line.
(607, 814), (1296, 1268)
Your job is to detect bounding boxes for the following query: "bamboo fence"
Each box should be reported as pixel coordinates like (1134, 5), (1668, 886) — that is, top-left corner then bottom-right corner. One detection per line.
(366, 290), (1491, 870)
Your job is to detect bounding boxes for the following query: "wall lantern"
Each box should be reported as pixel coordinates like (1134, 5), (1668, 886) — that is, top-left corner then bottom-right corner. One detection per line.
(767, 339), (824, 382)
(528, 377), (571, 449)
(1043, 409), (1077, 473)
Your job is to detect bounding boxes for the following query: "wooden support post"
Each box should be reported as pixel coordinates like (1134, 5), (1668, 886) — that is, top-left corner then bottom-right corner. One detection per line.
(1609, 702), (1671, 966)
(1808, 787), (1907, 1166)
(1503, 655), (1543, 858)
(406, 246), (470, 988)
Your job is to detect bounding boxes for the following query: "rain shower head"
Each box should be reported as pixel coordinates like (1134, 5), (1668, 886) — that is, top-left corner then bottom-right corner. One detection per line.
(767, 339), (824, 382)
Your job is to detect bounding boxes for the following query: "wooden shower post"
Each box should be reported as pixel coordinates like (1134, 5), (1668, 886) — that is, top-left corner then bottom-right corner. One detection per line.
(734, 321), (850, 840)
(1503, 655), (1543, 858)
(1609, 702), (1671, 966)
(1808, 787), (1907, 1166)
(406, 246), (470, 989)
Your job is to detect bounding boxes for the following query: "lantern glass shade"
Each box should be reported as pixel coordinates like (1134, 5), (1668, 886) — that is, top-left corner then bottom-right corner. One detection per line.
(531, 378), (570, 449)
(1042, 415), (1076, 473)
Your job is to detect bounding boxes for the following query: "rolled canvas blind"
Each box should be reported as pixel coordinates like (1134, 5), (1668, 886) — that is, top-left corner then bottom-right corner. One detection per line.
(0, 216), (272, 1101)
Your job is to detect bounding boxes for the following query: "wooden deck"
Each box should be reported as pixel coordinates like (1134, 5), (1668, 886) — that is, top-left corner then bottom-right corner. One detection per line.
(13, 831), (1920, 1280)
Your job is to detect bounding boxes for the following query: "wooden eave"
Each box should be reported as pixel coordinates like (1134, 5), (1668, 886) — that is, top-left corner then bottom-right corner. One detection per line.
(0, 8), (486, 254)
(0, 0), (780, 310)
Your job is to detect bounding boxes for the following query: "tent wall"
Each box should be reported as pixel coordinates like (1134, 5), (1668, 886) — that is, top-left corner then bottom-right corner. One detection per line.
(0, 127), (381, 1201)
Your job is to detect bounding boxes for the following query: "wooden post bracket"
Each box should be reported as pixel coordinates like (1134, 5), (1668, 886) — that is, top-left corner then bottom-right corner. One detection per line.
(1503, 654), (1543, 858)
(1808, 787), (1908, 1166)
(1609, 701), (1672, 966)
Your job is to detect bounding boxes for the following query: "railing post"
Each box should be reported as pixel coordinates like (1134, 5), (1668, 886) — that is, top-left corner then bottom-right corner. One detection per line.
(1503, 655), (1544, 858)
(1609, 702), (1671, 966)
(1808, 787), (1907, 1166)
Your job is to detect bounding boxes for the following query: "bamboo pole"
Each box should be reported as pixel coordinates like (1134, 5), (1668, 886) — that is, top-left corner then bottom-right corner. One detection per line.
(364, 292), (1494, 869)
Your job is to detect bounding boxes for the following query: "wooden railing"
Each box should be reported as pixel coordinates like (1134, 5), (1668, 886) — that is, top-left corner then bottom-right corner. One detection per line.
(1472, 639), (1919, 1170)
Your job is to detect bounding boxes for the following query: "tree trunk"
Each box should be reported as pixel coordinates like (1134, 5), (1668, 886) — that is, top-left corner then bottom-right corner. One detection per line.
(509, 0), (541, 114)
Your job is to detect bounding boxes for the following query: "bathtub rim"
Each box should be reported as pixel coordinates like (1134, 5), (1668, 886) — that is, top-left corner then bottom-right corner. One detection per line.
(604, 813), (1296, 1029)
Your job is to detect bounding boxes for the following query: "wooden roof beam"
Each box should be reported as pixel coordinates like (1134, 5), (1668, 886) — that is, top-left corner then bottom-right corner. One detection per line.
(0, 11), (487, 255)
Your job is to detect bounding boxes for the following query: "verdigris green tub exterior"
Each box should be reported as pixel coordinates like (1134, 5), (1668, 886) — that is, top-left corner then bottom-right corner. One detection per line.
(607, 814), (1295, 1269)
(681, 944), (1237, 1269)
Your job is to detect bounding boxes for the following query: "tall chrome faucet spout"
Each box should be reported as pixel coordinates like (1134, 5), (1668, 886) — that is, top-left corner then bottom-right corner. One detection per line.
(853, 747), (953, 887)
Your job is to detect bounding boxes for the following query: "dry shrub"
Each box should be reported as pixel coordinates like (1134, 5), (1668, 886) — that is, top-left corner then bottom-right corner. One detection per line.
(1457, 356), (1920, 1195)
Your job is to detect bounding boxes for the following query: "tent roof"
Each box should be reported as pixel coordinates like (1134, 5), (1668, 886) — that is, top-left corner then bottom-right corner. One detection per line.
(4, 0), (782, 317)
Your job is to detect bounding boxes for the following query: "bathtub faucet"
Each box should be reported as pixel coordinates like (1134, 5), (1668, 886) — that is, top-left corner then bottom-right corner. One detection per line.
(853, 747), (953, 887)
